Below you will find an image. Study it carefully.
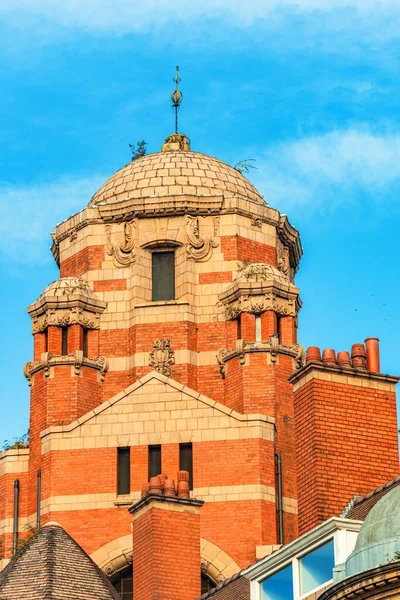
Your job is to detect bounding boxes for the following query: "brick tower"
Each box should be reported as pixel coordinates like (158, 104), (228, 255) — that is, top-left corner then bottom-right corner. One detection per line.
(0, 129), (398, 600)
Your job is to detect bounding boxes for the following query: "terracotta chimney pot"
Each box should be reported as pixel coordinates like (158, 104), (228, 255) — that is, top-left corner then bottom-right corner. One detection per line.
(337, 351), (351, 368)
(306, 346), (321, 363)
(322, 349), (336, 366)
(365, 338), (380, 373)
(351, 343), (367, 370)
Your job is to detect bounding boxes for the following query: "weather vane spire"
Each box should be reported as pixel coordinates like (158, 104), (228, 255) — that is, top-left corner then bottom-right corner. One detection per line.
(171, 65), (182, 134)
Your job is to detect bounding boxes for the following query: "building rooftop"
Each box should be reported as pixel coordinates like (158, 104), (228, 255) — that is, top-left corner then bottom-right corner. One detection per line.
(89, 143), (265, 208)
(0, 523), (122, 600)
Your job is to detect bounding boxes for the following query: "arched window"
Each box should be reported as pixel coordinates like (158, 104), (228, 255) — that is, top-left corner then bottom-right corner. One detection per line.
(111, 567), (132, 600)
(111, 567), (215, 598)
(201, 573), (216, 594)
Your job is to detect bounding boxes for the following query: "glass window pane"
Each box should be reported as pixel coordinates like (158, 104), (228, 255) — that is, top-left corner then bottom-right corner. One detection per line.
(261, 564), (293, 600)
(179, 443), (193, 490)
(148, 445), (161, 479)
(299, 539), (334, 596)
(152, 252), (175, 301)
(117, 448), (130, 495)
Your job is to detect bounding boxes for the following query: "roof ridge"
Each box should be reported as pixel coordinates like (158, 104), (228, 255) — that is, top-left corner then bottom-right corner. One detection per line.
(352, 475), (400, 506)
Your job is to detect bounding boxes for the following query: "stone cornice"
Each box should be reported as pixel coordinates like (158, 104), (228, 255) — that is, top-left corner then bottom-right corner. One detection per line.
(129, 493), (204, 517)
(217, 338), (305, 379)
(51, 195), (303, 271)
(28, 292), (106, 319)
(219, 279), (301, 320)
(318, 560), (400, 600)
(23, 351), (109, 386)
(289, 361), (400, 386)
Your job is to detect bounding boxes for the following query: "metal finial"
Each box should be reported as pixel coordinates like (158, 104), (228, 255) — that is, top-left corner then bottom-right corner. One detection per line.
(171, 65), (182, 134)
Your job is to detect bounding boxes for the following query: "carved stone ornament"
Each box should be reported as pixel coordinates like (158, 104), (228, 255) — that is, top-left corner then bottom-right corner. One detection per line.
(216, 337), (305, 379)
(277, 245), (290, 278)
(239, 262), (289, 284)
(186, 216), (219, 262)
(224, 293), (297, 320)
(31, 307), (101, 334)
(251, 216), (262, 228)
(28, 277), (107, 334)
(106, 220), (136, 268)
(148, 339), (175, 377)
(23, 352), (109, 386)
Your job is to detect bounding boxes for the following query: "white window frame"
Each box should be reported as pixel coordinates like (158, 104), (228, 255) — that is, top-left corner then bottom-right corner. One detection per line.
(250, 518), (361, 600)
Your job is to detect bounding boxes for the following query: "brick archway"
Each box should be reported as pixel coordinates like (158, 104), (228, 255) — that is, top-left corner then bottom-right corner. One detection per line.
(90, 535), (240, 585)
(90, 534), (132, 579)
(200, 538), (241, 584)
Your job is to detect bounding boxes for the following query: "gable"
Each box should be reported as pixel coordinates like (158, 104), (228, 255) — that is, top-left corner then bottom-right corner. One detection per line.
(41, 372), (274, 452)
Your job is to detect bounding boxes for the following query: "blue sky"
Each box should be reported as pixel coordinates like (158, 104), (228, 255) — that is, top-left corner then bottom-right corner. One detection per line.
(1, 1), (400, 444)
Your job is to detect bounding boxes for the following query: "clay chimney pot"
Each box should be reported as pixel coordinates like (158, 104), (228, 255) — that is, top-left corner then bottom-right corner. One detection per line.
(322, 349), (336, 366)
(365, 338), (380, 373)
(306, 346), (321, 363)
(337, 351), (351, 368)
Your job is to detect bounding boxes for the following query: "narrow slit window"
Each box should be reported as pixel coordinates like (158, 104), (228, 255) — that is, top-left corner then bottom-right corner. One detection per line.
(148, 445), (161, 479)
(117, 448), (130, 495)
(255, 314), (262, 342)
(179, 443), (193, 490)
(61, 327), (68, 355)
(237, 318), (242, 340)
(276, 315), (281, 343)
(152, 251), (175, 301)
(82, 329), (88, 358)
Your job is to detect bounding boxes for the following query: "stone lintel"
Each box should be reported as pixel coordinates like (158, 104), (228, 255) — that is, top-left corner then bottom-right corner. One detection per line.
(289, 361), (399, 388)
(129, 493), (204, 520)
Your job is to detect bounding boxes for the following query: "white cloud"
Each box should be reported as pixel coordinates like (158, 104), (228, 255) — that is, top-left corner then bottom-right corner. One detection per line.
(0, 175), (105, 264)
(0, 0), (399, 35)
(252, 128), (400, 212)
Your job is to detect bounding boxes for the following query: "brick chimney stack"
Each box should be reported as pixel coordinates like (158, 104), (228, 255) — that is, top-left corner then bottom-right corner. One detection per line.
(130, 471), (204, 600)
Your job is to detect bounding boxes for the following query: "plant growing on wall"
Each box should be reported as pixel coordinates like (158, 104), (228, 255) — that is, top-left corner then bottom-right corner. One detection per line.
(1, 431), (29, 452)
(129, 140), (147, 161)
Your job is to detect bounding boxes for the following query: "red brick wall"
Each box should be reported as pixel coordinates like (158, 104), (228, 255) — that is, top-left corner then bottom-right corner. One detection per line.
(60, 246), (104, 277)
(294, 374), (399, 535)
(221, 236), (276, 264)
(132, 501), (201, 600)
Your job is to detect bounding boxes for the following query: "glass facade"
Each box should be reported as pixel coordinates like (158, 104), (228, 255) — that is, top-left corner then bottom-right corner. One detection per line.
(261, 564), (293, 600)
(299, 539), (334, 596)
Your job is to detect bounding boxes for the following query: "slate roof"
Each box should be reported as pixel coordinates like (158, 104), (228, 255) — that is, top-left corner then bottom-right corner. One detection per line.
(342, 475), (400, 521)
(0, 523), (122, 600)
(197, 573), (250, 600)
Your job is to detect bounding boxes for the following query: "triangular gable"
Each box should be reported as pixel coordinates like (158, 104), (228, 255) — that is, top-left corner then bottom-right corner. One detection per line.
(40, 371), (274, 449)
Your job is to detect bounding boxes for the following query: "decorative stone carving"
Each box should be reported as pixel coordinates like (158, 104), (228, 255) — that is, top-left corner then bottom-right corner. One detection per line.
(224, 293), (296, 320)
(251, 216), (262, 228)
(216, 337), (305, 379)
(162, 132), (191, 152)
(28, 277), (107, 334)
(23, 354), (109, 386)
(239, 262), (289, 284)
(277, 245), (290, 278)
(200, 558), (209, 573)
(106, 220), (136, 268)
(148, 339), (175, 377)
(32, 308), (101, 334)
(186, 216), (219, 262)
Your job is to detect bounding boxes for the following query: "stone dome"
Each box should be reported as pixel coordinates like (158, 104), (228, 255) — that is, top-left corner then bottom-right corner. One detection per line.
(89, 147), (264, 208)
(346, 485), (400, 577)
(39, 277), (95, 300)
